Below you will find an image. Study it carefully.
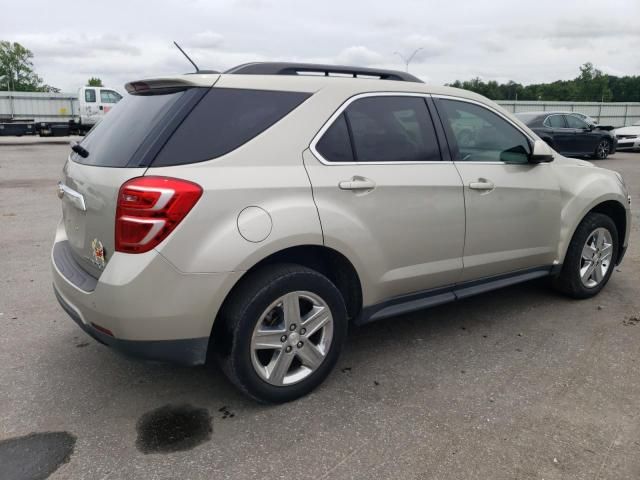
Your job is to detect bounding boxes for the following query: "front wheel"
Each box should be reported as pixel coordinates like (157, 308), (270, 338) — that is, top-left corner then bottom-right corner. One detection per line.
(593, 139), (611, 159)
(553, 212), (618, 299)
(215, 264), (348, 403)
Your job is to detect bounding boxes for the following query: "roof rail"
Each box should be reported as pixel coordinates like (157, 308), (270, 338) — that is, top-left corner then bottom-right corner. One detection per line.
(224, 62), (424, 83)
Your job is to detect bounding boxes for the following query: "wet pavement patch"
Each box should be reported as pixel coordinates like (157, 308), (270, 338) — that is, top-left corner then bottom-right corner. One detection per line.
(136, 404), (212, 454)
(0, 431), (76, 480)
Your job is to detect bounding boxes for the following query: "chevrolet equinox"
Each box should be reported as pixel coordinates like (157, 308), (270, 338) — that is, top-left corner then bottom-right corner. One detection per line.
(52, 63), (631, 403)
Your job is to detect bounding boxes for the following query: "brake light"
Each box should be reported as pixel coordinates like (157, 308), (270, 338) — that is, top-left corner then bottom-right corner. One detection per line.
(115, 176), (202, 253)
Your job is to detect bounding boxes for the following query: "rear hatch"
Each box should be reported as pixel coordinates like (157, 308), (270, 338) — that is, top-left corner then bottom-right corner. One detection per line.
(59, 76), (218, 277)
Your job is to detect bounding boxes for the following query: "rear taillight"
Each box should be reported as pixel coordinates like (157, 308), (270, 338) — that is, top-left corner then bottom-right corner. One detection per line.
(115, 176), (202, 253)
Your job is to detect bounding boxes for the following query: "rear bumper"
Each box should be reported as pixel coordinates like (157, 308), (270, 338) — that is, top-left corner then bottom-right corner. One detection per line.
(54, 285), (209, 365)
(51, 223), (243, 365)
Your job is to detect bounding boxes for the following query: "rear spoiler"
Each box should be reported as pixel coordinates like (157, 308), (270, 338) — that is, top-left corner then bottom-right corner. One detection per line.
(125, 74), (219, 95)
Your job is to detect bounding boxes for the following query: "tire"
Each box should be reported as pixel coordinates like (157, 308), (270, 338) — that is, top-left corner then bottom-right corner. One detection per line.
(553, 212), (618, 299)
(593, 139), (611, 159)
(215, 263), (348, 403)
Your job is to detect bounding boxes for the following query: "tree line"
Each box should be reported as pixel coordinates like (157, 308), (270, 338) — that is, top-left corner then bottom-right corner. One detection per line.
(447, 63), (640, 102)
(0, 41), (103, 92)
(1, 40), (638, 102)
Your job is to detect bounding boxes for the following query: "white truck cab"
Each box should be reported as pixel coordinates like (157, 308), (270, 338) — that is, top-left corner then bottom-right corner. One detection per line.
(78, 86), (123, 126)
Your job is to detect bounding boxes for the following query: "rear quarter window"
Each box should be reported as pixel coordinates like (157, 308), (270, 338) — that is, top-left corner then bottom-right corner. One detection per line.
(72, 90), (193, 167)
(152, 88), (311, 166)
(315, 113), (354, 162)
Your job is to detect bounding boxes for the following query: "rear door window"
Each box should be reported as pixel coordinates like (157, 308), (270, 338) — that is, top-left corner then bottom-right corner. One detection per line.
(153, 88), (311, 166)
(545, 115), (566, 128)
(344, 96), (441, 162)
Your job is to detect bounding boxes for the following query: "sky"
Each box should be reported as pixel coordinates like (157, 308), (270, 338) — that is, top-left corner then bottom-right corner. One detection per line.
(3, 0), (640, 92)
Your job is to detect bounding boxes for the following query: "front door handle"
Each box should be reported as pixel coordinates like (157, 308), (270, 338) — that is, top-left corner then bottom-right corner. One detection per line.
(339, 176), (376, 191)
(469, 179), (495, 191)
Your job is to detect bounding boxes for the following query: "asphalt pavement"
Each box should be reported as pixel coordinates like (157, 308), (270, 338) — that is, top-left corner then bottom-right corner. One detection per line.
(1, 144), (639, 479)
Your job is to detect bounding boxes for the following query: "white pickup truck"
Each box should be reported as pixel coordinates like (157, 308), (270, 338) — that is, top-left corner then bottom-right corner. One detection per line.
(0, 86), (122, 136)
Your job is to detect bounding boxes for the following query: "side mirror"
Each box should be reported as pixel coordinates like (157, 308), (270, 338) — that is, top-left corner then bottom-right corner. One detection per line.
(530, 139), (555, 163)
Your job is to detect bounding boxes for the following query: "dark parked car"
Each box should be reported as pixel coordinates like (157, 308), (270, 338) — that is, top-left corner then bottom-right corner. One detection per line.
(515, 111), (617, 159)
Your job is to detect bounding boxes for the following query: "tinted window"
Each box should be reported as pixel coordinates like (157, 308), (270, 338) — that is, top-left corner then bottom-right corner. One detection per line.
(439, 99), (531, 163)
(100, 90), (122, 103)
(316, 113), (354, 162)
(342, 96), (440, 162)
(72, 91), (188, 167)
(565, 115), (588, 129)
(545, 115), (566, 128)
(154, 88), (311, 166)
(85, 89), (96, 103)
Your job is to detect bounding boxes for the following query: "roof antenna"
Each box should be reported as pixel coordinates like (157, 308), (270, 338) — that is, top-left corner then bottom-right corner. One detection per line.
(173, 41), (199, 72)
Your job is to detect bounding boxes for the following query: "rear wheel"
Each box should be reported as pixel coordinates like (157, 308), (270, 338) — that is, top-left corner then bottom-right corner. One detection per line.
(594, 139), (611, 159)
(553, 212), (618, 298)
(215, 264), (348, 403)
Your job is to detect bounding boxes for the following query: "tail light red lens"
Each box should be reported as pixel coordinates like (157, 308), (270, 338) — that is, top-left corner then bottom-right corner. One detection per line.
(115, 176), (202, 253)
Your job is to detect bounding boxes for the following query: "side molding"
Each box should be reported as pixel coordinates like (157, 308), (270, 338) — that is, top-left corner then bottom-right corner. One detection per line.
(356, 266), (553, 325)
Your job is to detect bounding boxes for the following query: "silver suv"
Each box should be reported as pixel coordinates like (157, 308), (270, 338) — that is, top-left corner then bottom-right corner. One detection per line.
(52, 63), (631, 403)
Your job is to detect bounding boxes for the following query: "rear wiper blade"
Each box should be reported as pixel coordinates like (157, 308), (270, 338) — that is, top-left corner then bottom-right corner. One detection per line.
(70, 141), (89, 158)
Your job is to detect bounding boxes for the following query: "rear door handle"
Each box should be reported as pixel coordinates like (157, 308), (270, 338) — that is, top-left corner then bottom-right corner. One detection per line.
(469, 180), (495, 191)
(339, 177), (376, 191)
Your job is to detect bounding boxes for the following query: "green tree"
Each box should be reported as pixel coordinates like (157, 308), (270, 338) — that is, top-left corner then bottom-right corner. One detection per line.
(87, 77), (103, 87)
(0, 41), (58, 92)
(447, 62), (637, 102)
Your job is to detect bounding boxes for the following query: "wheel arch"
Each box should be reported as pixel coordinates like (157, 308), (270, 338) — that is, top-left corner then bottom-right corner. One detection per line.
(561, 199), (627, 266)
(589, 200), (627, 262)
(208, 244), (363, 359)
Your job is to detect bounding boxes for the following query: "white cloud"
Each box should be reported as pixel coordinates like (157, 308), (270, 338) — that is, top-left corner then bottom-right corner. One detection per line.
(1, 0), (638, 91)
(400, 34), (449, 59)
(187, 31), (224, 49)
(335, 46), (384, 66)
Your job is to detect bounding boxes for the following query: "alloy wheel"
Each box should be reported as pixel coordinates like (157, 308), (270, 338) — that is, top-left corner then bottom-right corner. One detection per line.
(580, 227), (613, 288)
(250, 291), (334, 386)
(597, 140), (610, 159)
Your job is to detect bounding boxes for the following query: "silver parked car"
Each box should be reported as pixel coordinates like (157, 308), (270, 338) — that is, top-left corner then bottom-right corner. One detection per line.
(52, 63), (631, 403)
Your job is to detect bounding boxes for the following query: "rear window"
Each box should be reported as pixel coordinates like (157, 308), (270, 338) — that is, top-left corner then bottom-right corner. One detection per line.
(72, 91), (189, 167)
(152, 88), (311, 167)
